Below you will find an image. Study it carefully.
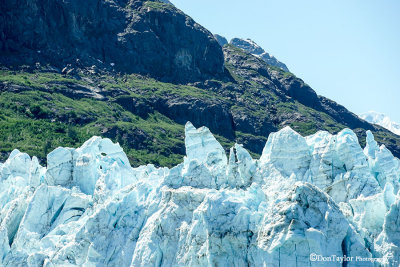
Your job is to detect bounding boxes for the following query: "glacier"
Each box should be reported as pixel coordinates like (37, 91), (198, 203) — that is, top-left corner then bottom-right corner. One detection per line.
(360, 111), (400, 136)
(1, 122), (400, 266)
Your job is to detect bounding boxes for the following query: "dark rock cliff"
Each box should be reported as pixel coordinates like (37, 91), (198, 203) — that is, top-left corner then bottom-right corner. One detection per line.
(0, 0), (225, 83)
(214, 34), (228, 47)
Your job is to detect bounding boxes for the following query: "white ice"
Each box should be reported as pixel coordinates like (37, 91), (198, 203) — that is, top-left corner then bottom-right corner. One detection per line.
(1, 122), (400, 266)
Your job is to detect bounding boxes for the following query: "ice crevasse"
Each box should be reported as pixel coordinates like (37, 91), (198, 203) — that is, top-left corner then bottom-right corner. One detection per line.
(1, 122), (400, 266)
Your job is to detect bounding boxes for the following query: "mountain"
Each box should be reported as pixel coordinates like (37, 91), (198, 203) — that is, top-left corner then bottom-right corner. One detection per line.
(1, 123), (399, 265)
(214, 34), (228, 46)
(0, 0), (224, 83)
(230, 38), (290, 72)
(1, 0), (400, 167)
(360, 111), (400, 136)
(2, 0), (400, 265)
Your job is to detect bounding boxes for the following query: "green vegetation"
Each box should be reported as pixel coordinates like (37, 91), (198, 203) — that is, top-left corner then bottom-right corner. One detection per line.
(0, 94), (187, 167)
(0, 70), (240, 166)
(0, 70), (190, 166)
(0, 70), (86, 88)
(275, 101), (346, 135)
(143, 1), (174, 11)
(267, 65), (295, 79)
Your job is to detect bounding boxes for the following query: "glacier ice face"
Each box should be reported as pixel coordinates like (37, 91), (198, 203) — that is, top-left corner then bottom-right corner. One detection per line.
(365, 131), (400, 193)
(1, 123), (400, 266)
(46, 147), (74, 187)
(260, 126), (311, 179)
(184, 121), (227, 168)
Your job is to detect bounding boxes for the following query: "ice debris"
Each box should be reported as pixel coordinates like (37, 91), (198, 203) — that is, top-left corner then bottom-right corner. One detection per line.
(0, 123), (400, 266)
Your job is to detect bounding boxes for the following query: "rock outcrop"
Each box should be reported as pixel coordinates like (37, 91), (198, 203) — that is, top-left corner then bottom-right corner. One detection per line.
(214, 34), (228, 46)
(230, 38), (289, 71)
(0, 0), (224, 83)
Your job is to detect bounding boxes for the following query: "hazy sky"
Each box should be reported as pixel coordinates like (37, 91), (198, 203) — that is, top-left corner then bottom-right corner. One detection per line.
(170, 0), (400, 123)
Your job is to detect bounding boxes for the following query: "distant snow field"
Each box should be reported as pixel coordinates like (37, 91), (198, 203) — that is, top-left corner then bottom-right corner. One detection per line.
(361, 111), (400, 135)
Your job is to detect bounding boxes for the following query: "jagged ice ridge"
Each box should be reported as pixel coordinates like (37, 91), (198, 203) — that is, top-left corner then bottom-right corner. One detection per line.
(360, 111), (400, 136)
(1, 122), (400, 266)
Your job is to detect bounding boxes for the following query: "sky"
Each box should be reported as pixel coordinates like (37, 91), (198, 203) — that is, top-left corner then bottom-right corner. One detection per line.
(170, 0), (400, 123)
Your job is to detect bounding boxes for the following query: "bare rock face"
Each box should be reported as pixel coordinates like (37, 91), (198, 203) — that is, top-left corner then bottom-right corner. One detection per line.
(214, 34), (228, 46)
(0, 0), (225, 83)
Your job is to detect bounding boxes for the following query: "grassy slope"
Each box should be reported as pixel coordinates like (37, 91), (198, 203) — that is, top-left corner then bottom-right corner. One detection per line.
(0, 70), (234, 167)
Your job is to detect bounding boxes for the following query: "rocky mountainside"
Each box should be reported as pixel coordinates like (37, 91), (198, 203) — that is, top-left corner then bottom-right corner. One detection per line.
(361, 111), (400, 136)
(230, 38), (290, 71)
(214, 34), (228, 46)
(1, 123), (400, 265)
(0, 0), (399, 167)
(0, 0), (224, 83)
